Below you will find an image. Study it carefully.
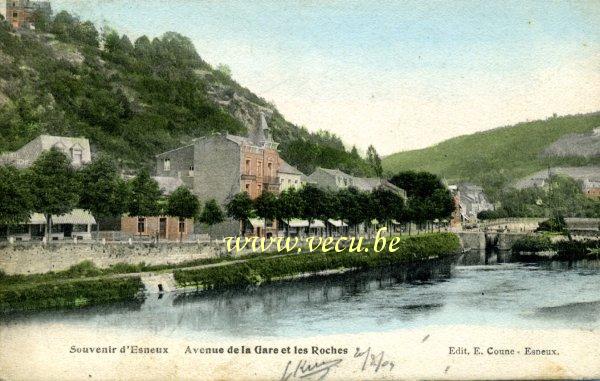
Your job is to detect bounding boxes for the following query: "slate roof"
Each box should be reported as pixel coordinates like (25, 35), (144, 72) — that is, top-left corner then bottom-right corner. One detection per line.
(278, 160), (304, 176)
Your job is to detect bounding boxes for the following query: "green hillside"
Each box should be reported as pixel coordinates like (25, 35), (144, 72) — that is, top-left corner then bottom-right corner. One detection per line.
(0, 11), (373, 176)
(382, 113), (600, 198)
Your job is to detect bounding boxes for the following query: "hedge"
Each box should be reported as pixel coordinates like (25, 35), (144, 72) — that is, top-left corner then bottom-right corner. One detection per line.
(174, 233), (460, 289)
(0, 276), (144, 313)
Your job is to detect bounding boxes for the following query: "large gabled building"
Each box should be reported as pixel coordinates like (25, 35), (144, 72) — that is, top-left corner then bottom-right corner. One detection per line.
(153, 112), (282, 237)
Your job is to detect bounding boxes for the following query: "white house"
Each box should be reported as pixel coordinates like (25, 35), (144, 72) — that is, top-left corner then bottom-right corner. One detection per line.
(0, 135), (92, 168)
(278, 160), (305, 191)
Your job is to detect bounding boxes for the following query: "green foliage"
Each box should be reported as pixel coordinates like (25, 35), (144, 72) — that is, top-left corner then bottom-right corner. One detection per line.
(511, 235), (554, 253)
(555, 240), (600, 260)
(199, 199), (225, 227)
(389, 171), (454, 224)
(254, 191), (278, 221)
(166, 186), (200, 219)
(383, 113), (600, 198)
(225, 192), (254, 235)
(298, 184), (326, 224)
(78, 154), (129, 219)
(127, 169), (162, 216)
(0, 10), (371, 173)
(0, 165), (33, 225)
(337, 186), (368, 228)
(496, 176), (599, 218)
(0, 276), (143, 313)
(370, 188), (405, 227)
(366, 145), (383, 177)
(174, 233), (460, 289)
(29, 148), (80, 218)
(536, 215), (568, 233)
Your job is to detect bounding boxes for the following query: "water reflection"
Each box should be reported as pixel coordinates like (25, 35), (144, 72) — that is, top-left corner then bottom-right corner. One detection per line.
(2, 255), (600, 338)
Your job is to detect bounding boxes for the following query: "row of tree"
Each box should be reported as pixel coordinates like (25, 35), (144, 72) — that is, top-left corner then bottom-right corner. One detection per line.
(0, 148), (224, 239)
(0, 148), (455, 239)
(223, 171), (455, 237)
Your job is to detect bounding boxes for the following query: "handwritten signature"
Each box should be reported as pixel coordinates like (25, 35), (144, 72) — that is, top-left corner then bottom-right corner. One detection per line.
(280, 358), (343, 381)
(354, 347), (395, 373)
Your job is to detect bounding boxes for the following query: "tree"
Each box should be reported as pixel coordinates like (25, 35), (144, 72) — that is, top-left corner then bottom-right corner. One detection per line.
(78, 155), (130, 238)
(254, 191), (279, 236)
(366, 145), (383, 177)
(216, 63), (232, 78)
(337, 187), (366, 235)
(225, 192), (254, 236)
(277, 188), (303, 237)
(199, 199), (224, 242)
(29, 148), (80, 239)
(127, 169), (162, 218)
(371, 188), (404, 236)
(0, 165), (34, 237)
(298, 184), (326, 234)
(166, 186), (200, 241)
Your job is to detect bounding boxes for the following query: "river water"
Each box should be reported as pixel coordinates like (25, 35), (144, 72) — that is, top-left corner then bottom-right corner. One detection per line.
(2, 252), (600, 338)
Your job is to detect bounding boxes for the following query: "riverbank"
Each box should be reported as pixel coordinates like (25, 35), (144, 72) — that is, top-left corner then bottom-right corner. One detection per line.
(0, 233), (460, 313)
(511, 235), (600, 261)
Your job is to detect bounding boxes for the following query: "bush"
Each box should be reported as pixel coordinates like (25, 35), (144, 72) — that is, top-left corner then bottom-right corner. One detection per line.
(536, 216), (568, 233)
(555, 240), (600, 260)
(512, 235), (554, 253)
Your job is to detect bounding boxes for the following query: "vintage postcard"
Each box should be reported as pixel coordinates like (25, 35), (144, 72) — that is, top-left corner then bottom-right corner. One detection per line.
(0, 1), (599, 380)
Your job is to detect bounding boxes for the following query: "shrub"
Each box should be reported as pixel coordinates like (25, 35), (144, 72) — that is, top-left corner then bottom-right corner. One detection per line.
(536, 216), (568, 233)
(555, 240), (600, 260)
(511, 235), (554, 253)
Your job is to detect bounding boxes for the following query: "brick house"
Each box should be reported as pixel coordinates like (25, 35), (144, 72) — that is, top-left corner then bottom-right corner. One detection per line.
(153, 112), (282, 237)
(121, 215), (193, 241)
(5, 0), (51, 29)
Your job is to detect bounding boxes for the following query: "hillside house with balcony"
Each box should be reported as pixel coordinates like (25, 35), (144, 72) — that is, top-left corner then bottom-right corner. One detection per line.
(154, 112), (282, 237)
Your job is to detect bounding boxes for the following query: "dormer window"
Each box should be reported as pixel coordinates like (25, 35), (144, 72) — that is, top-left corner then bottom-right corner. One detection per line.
(163, 158), (170, 171)
(188, 165), (194, 177)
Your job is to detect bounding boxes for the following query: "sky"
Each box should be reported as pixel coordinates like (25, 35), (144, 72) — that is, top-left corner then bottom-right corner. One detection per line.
(42, 1), (600, 155)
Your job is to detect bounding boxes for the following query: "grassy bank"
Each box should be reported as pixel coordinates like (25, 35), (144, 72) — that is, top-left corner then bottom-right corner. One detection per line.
(0, 277), (144, 313)
(0, 233), (459, 312)
(174, 233), (460, 289)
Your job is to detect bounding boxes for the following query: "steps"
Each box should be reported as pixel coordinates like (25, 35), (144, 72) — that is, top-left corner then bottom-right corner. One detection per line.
(139, 272), (178, 293)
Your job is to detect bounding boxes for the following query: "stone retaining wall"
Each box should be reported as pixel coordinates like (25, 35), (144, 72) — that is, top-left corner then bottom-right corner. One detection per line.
(0, 242), (222, 275)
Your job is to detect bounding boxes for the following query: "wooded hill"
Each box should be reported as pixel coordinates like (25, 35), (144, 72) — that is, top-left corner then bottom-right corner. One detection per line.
(0, 11), (373, 176)
(382, 112), (600, 199)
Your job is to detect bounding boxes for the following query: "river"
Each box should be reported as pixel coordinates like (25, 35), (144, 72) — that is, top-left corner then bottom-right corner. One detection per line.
(2, 251), (599, 339)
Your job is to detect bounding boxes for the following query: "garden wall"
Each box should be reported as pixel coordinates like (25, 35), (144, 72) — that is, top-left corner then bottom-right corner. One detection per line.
(0, 242), (222, 275)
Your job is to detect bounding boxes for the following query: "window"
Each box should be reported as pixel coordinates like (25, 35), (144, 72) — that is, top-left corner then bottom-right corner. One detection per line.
(178, 218), (185, 233)
(13, 12), (18, 18)
(267, 162), (273, 176)
(257, 183), (262, 193)
(257, 161), (263, 176)
(137, 218), (145, 233)
(245, 183), (250, 193)
(71, 148), (82, 165)
(188, 165), (194, 177)
(245, 159), (251, 174)
(163, 158), (170, 171)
